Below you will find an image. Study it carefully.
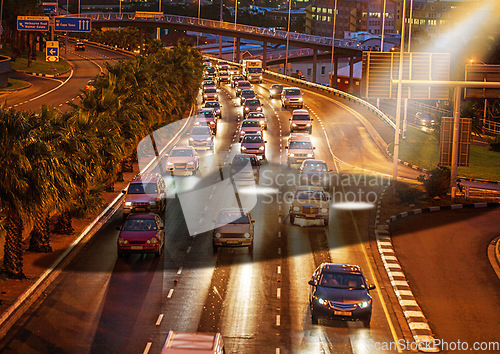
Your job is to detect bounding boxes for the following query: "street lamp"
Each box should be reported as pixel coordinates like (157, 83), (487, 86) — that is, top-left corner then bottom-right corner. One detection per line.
(219, 0), (223, 58)
(197, 0), (201, 47)
(284, 0), (292, 76)
(329, 0), (338, 88)
(157, 0), (161, 40)
(380, 0), (387, 52)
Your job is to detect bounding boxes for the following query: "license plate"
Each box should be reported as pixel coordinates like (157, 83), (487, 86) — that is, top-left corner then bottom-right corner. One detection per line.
(334, 311), (352, 316)
(131, 246), (143, 250)
(225, 240), (239, 244)
(135, 208), (146, 212)
(306, 214), (316, 218)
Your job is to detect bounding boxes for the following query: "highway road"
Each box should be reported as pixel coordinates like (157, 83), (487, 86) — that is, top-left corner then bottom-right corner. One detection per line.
(0, 41), (131, 113)
(0, 68), (425, 353)
(391, 209), (500, 353)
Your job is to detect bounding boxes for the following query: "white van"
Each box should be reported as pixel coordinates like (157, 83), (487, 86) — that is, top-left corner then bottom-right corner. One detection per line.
(161, 331), (225, 353)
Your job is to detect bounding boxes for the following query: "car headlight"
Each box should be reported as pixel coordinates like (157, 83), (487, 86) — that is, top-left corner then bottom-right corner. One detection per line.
(204, 94), (208, 97)
(292, 123), (297, 126)
(307, 154), (314, 157)
(215, 232), (221, 238)
(244, 107), (249, 111)
(244, 233), (250, 238)
(289, 153), (295, 157)
(271, 90), (276, 94)
(240, 131), (245, 135)
(241, 146), (247, 150)
(259, 146), (264, 151)
(257, 131), (262, 135)
(318, 298), (327, 306)
(260, 120), (265, 125)
(306, 123), (311, 127)
(118, 238), (128, 245)
(166, 161), (174, 165)
(149, 201), (156, 206)
(187, 161), (195, 165)
(189, 137), (194, 142)
(194, 121), (200, 126)
(214, 94), (218, 98)
(293, 206), (300, 212)
(321, 208), (328, 213)
(259, 75), (262, 79)
(206, 137), (212, 141)
(257, 107), (262, 111)
(298, 98), (303, 102)
(124, 201), (132, 206)
(149, 237), (158, 244)
(359, 300), (370, 308)
(216, 109), (220, 114)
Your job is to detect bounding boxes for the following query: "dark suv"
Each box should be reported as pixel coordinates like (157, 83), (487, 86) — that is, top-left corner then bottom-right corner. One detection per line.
(122, 173), (167, 218)
(308, 263), (376, 327)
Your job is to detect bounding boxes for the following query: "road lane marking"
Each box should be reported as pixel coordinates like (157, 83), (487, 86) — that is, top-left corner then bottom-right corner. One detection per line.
(143, 342), (152, 354)
(277, 288), (281, 299)
(278, 231), (281, 238)
(276, 315), (280, 326)
(278, 247), (281, 255)
(186, 246), (192, 253)
(276, 349), (280, 354)
(27, 69), (74, 103)
(167, 289), (174, 299)
(213, 286), (223, 301)
(177, 266), (183, 275)
(277, 266), (281, 274)
(156, 314), (164, 326)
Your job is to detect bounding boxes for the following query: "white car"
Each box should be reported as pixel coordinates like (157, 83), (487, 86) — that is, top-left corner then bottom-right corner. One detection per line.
(165, 146), (199, 176)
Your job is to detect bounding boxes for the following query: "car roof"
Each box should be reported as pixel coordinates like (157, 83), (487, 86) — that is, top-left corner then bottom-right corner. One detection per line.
(131, 173), (162, 183)
(243, 118), (261, 123)
(292, 109), (309, 115)
(172, 146), (194, 151)
(284, 86), (301, 91)
(301, 159), (326, 164)
(198, 107), (215, 112)
(233, 154), (257, 160)
(125, 213), (157, 220)
(237, 80), (251, 85)
(320, 263), (363, 275)
(289, 135), (312, 143)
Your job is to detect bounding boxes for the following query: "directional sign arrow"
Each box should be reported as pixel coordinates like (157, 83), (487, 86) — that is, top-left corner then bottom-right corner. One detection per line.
(49, 48), (56, 55)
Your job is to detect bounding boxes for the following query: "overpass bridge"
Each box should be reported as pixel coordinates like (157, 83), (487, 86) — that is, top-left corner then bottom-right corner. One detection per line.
(62, 12), (365, 82)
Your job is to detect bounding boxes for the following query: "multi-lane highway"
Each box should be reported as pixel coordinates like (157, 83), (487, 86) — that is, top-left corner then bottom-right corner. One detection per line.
(3, 48), (496, 354)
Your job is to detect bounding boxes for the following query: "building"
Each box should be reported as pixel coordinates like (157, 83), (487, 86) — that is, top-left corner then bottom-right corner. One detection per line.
(305, 0), (398, 38)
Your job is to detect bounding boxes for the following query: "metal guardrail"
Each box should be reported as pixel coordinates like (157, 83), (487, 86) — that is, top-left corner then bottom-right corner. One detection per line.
(62, 13), (368, 52)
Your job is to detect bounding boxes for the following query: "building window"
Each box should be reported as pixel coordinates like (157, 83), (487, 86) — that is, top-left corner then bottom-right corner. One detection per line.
(321, 66), (325, 75)
(322, 16), (326, 21)
(307, 68), (311, 76)
(323, 8), (327, 13)
(311, 7), (316, 12)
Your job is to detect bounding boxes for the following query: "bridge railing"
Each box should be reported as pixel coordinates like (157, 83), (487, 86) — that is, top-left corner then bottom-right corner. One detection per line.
(64, 13), (368, 51)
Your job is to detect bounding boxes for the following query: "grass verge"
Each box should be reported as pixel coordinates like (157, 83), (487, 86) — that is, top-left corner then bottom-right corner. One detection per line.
(1, 47), (70, 75)
(0, 78), (31, 91)
(388, 125), (500, 181)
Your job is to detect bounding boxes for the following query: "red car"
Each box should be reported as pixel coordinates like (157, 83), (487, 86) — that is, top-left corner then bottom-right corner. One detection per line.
(117, 213), (165, 257)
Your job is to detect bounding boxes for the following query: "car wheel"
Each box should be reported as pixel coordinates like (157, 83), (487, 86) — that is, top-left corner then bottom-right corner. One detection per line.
(311, 313), (319, 325)
(290, 214), (295, 225)
(249, 242), (254, 253)
(324, 218), (329, 226)
(309, 128), (313, 134)
(363, 318), (371, 328)
(213, 242), (218, 253)
(155, 245), (163, 257)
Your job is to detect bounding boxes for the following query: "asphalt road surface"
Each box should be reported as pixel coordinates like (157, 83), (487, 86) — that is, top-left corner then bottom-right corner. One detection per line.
(0, 70), (455, 353)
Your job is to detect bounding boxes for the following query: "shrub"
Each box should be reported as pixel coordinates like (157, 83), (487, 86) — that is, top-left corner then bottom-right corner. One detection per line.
(489, 135), (500, 152)
(396, 183), (424, 203)
(417, 166), (451, 198)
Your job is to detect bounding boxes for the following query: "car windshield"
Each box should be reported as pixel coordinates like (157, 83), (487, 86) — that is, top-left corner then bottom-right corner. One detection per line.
(243, 135), (263, 143)
(242, 121), (261, 128)
(293, 114), (310, 121)
(319, 272), (366, 289)
(203, 80), (215, 85)
(289, 141), (313, 149)
(303, 163), (327, 171)
(219, 70), (228, 75)
(191, 127), (211, 135)
(232, 156), (257, 166)
(246, 99), (260, 106)
(217, 212), (250, 224)
(238, 82), (251, 88)
(205, 102), (219, 109)
(205, 88), (216, 93)
(128, 182), (158, 194)
(285, 89), (301, 96)
(233, 75), (244, 81)
(248, 67), (262, 73)
(171, 149), (193, 157)
(242, 91), (255, 97)
(198, 111), (214, 118)
(247, 113), (264, 119)
(295, 190), (327, 201)
(123, 218), (157, 231)
(206, 67), (215, 72)
(271, 85), (283, 91)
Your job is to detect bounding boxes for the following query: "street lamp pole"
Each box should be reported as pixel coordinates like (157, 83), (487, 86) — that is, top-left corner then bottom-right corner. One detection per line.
(329, 0), (338, 88)
(284, 0), (292, 76)
(219, 0), (223, 58)
(232, 0), (238, 62)
(1, 0), (5, 49)
(408, 0), (413, 52)
(157, 0), (161, 40)
(119, 0), (122, 16)
(197, 0), (201, 47)
(380, 0), (387, 51)
(392, 0), (407, 197)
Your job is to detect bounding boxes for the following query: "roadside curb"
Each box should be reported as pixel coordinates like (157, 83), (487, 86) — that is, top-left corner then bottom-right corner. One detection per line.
(0, 81), (32, 92)
(13, 67), (72, 78)
(487, 236), (500, 280)
(386, 147), (430, 174)
(375, 186), (439, 352)
(376, 194), (500, 352)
